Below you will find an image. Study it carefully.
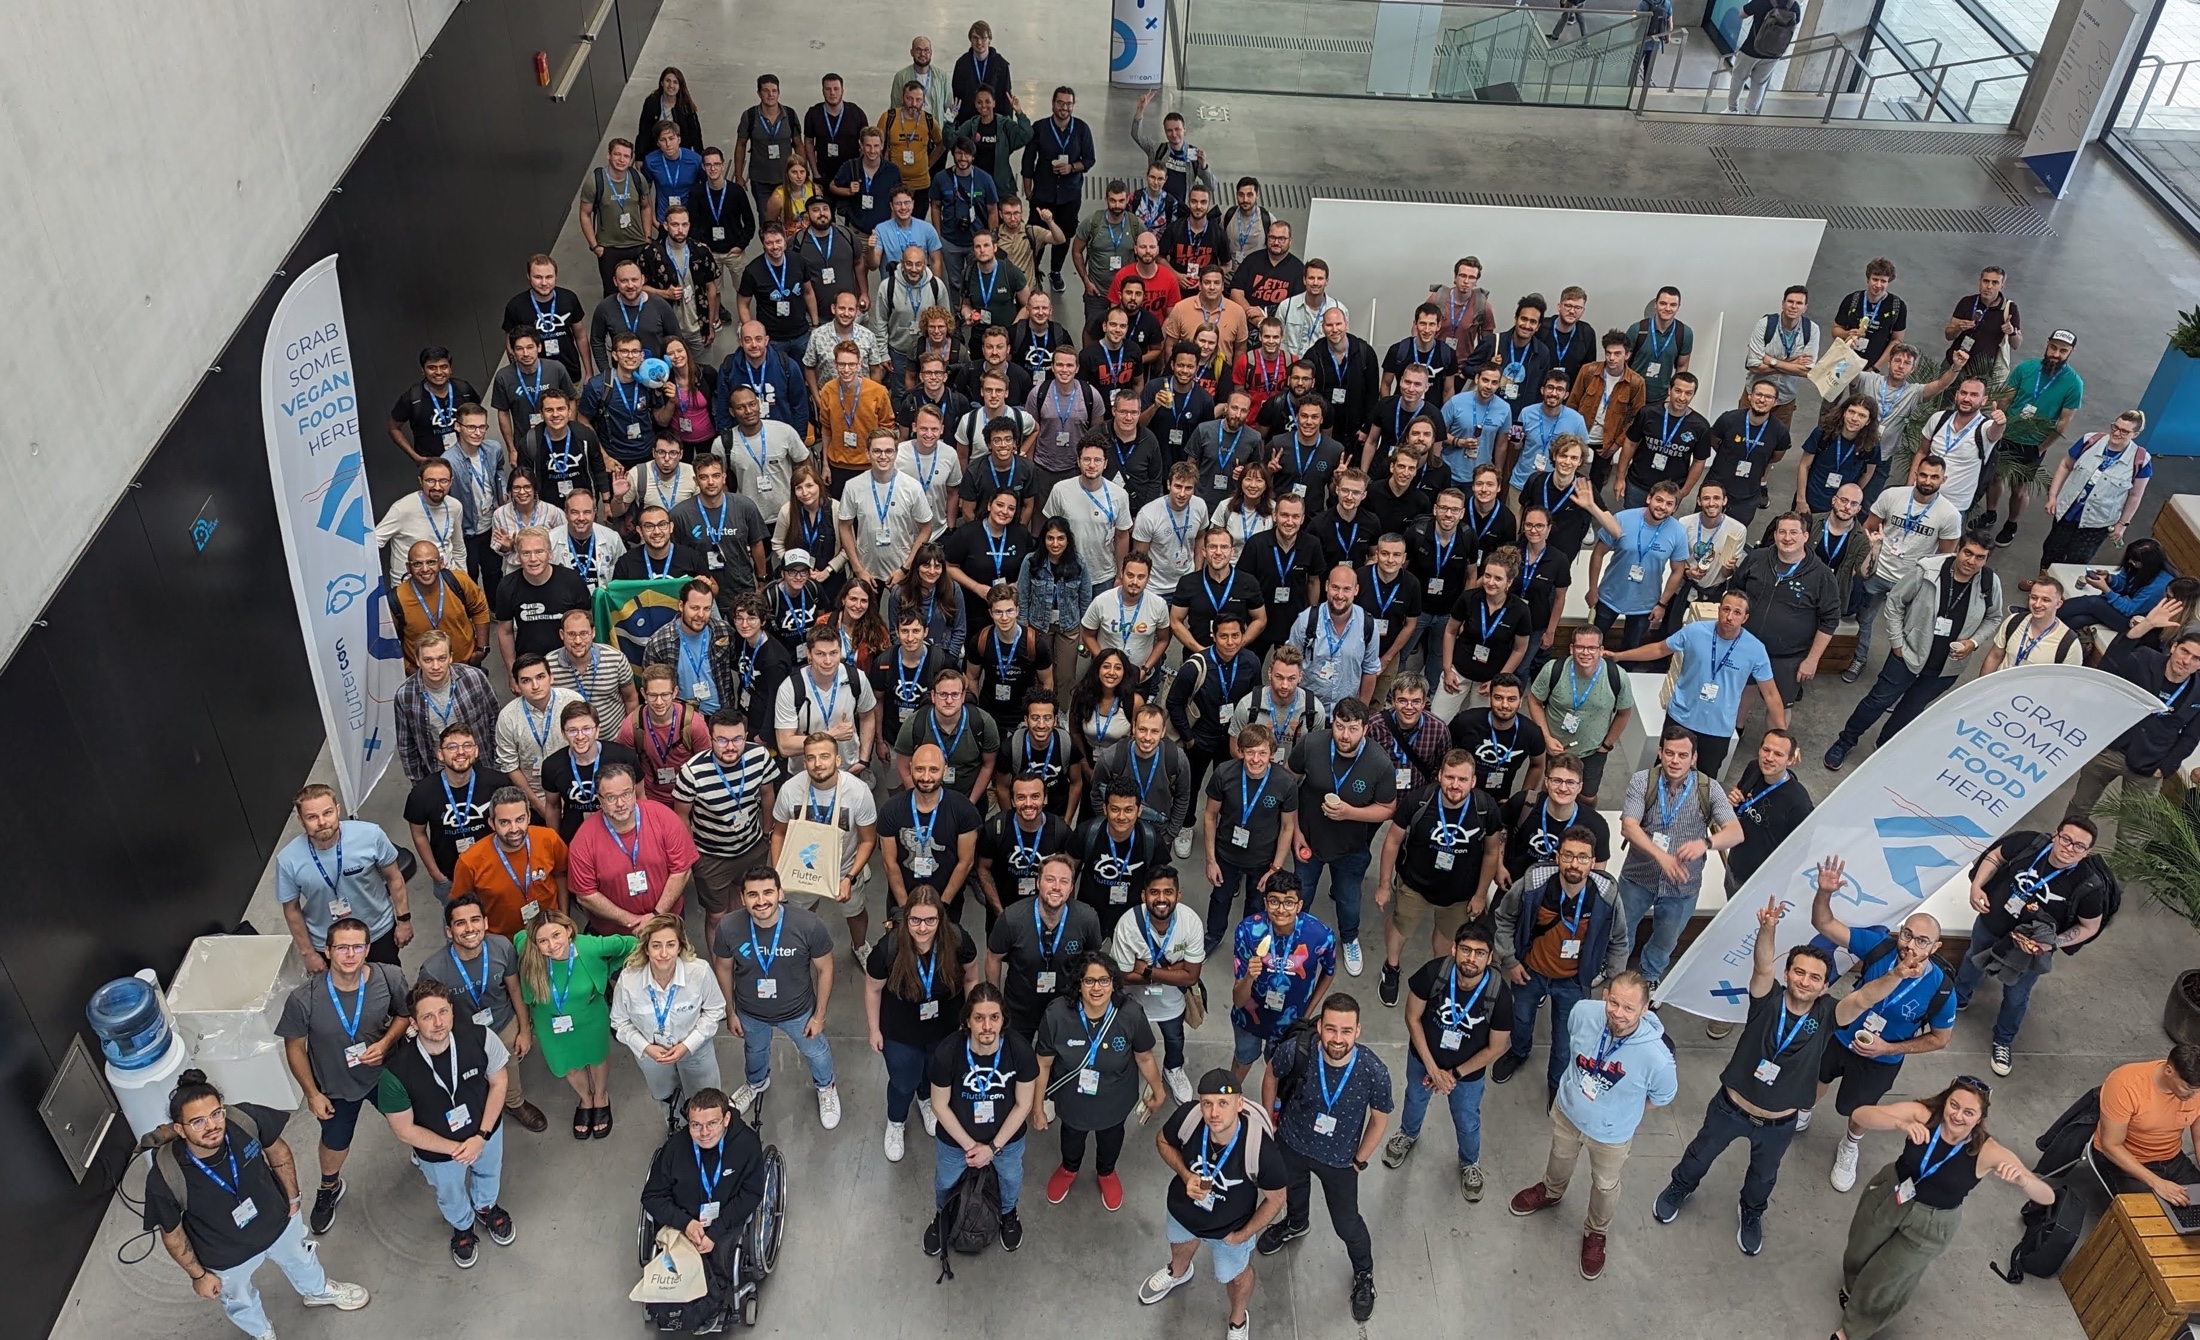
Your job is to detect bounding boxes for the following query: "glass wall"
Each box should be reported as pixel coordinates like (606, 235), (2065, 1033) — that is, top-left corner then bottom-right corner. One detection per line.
(2108, 0), (2200, 228)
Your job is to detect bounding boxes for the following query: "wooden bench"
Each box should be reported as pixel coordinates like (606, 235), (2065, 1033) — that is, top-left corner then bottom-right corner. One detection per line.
(2062, 1193), (2200, 1340)
(2155, 495), (2200, 583)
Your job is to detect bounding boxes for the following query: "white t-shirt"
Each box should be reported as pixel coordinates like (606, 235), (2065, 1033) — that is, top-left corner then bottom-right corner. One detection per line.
(769, 773), (879, 879)
(835, 468), (936, 576)
(633, 463), (699, 515)
(896, 441), (965, 532)
(1868, 487), (1964, 586)
(552, 526), (628, 591)
(723, 421), (810, 503)
(1081, 589), (1171, 669)
(773, 664), (880, 767)
(1043, 477), (1134, 584)
(1108, 906), (1208, 1022)
(1676, 512), (1749, 589)
(1130, 496), (1211, 595)
(1916, 409), (1998, 513)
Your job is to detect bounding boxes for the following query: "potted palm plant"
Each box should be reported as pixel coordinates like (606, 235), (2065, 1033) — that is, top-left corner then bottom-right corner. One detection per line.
(2136, 307), (2200, 458)
(2095, 787), (2200, 1044)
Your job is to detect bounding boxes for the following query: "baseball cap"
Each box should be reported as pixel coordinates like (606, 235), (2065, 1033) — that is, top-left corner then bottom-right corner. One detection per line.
(781, 548), (815, 570)
(1197, 1068), (1240, 1097)
(2048, 329), (2078, 347)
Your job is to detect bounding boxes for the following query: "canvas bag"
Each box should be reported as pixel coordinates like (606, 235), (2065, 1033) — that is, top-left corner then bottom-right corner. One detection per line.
(775, 784), (845, 901)
(630, 1227), (710, 1304)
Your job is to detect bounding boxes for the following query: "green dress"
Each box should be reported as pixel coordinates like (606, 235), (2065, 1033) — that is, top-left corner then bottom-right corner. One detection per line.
(515, 932), (636, 1075)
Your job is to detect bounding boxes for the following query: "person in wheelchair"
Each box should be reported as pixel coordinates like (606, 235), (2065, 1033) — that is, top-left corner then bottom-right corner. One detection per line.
(641, 1088), (769, 1333)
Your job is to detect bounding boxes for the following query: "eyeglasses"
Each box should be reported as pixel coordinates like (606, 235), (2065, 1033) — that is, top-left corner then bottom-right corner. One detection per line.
(2052, 833), (2092, 850)
(329, 944), (370, 955)
(1893, 928), (1936, 946)
(904, 916), (940, 928)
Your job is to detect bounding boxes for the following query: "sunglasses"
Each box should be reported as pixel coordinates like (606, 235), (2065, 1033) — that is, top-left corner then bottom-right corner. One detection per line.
(1952, 1074), (1993, 1096)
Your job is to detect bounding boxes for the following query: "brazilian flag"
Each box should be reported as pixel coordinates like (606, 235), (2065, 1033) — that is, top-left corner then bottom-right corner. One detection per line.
(592, 578), (689, 666)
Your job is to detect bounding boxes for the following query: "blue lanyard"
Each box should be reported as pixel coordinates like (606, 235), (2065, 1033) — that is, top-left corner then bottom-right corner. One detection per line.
(697, 498), (728, 546)
(549, 950), (578, 1013)
(1564, 661), (1594, 711)
(1101, 342), (1127, 384)
(647, 979), (681, 1035)
(1328, 741), (1362, 794)
(1078, 1004), (1119, 1070)
(1088, 481), (1117, 527)
(747, 911), (786, 976)
(1822, 523), (1850, 566)
(1555, 880), (1588, 934)
(908, 797), (943, 865)
(2019, 849), (2074, 895)
(1654, 772), (1696, 831)
(679, 628), (712, 689)
(1265, 916), (1299, 984)
(1034, 899), (1067, 959)
(309, 836), (346, 895)
(1128, 748), (1159, 800)
(1503, 336), (1530, 375)
(986, 456), (1017, 496)
(425, 382), (455, 425)
(616, 297), (642, 333)
(1707, 633), (1740, 681)
(447, 944), (491, 1007)
(1333, 517), (1361, 557)
(602, 810), (645, 868)
(439, 771), (476, 829)
(1318, 608), (1353, 661)
(2013, 618), (2060, 666)
(707, 748), (752, 811)
(494, 833), (534, 894)
(1433, 794), (1470, 850)
(1292, 433), (1320, 480)
(1735, 774), (1787, 814)
(1914, 1127), (1966, 1183)
(1011, 818), (1045, 871)
(895, 651), (925, 703)
(1765, 1006), (1810, 1061)
(705, 183), (731, 223)
(1217, 425), (1247, 471)
(1271, 544), (1295, 589)
(1592, 1026), (1621, 1070)
(515, 363), (543, 406)
(327, 973), (367, 1041)
(694, 1141), (725, 1200)
(187, 1143), (248, 1203)
(420, 493), (451, 546)
(1167, 502), (1195, 552)
(644, 542), (676, 578)
(992, 627), (1021, 685)
(1827, 435), (1857, 475)
(1520, 547), (1546, 589)
(764, 256), (790, 298)
(1477, 599), (1506, 642)
(870, 474), (898, 531)
(1141, 909), (1176, 968)
(807, 782), (837, 825)
(2163, 676), (2193, 715)
(1536, 474), (1572, 516)
(1199, 1121), (1243, 1178)
(408, 573), (449, 625)
(929, 710), (968, 762)
(1446, 963), (1492, 1016)
(801, 507), (826, 551)
(1239, 767), (1271, 824)
(1644, 319), (1675, 360)
(811, 228), (834, 264)
(917, 946), (939, 999)
(1315, 1047), (1358, 1112)
(977, 263), (999, 308)
(1738, 415), (1769, 457)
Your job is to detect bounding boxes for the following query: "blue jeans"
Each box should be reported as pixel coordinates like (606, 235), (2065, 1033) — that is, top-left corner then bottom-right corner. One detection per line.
(1666, 1087), (1799, 1215)
(1206, 861), (1269, 950)
(1619, 874), (1698, 985)
(771, 335), (810, 370)
(1154, 1014), (1186, 1071)
(212, 1214), (328, 1337)
(1297, 849), (1373, 945)
(1400, 1051), (1486, 1163)
(739, 1010), (836, 1089)
(2056, 593), (2122, 635)
(412, 1126), (505, 1230)
(1953, 915), (2042, 1047)
(1507, 969), (1587, 1093)
(883, 1036), (930, 1123)
(935, 1134), (1026, 1211)
(1836, 655), (1955, 751)
(1849, 573), (1898, 667)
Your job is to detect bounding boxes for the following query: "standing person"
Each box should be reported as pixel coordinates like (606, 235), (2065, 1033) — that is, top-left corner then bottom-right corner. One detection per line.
(539, 702), (645, 843)
(1087, 703), (1194, 853)
(880, 742), (985, 926)
(503, 255), (591, 385)
(1228, 873), (1335, 1085)
(1068, 789), (1165, 938)
(1139, 1070), (1289, 1338)
(1978, 575), (2086, 673)
(515, 911), (634, 1140)
(988, 853), (1106, 1042)
(1626, 287), (1694, 407)
(1729, 512), (1842, 709)
(1832, 1079), (2051, 1339)
(1802, 855), (1956, 1188)
(1523, 630), (1632, 803)
(417, 893), (548, 1134)
(387, 346), (485, 466)
(1849, 453), (1963, 681)
(1440, 551), (1533, 708)
(1507, 973), (1676, 1280)
(1616, 726), (1742, 987)
(2038, 409), (2152, 567)
(547, 608), (637, 742)
(609, 914), (727, 1116)
(1952, 819), (2111, 1076)
(1616, 371), (1713, 509)
(1606, 589), (1783, 779)
(565, 764), (697, 935)
(1286, 567), (1382, 715)
(1910, 376), (2007, 519)
(1570, 331), (1648, 495)
(277, 918), (410, 1234)
(866, 886), (981, 1160)
(1382, 919), (1512, 1204)
(975, 773), (1072, 929)
(1374, 750), (1504, 1005)
(448, 789), (569, 941)
(1830, 258), (1908, 372)
(733, 74), (799, 214)
(1032, 953), (1166, 1211)
(275, 786), (412, 971)
(143, 1071), (371, 1335)
(580, 141), (654, 295)
(713, 868), (842, 1127)
(770, 733), (881, 959)
(1577, 480), (1688, 652)
(1364, 672), (1452, 808)
(373, 458), (467, 584)
(623, 666), (712, 804)
(1448, 673), (1547, 804)
(394, 631), (500, 786)
(1489, 826), (1630, 1094)
(497, 655), (585, 823)
(1254, 994), (1390, 1323)
(373, 978), (515, 1269)
(996, 691), (1082, 822)
(1790, 398), (1883, 518)
(639, 1088), (768, 1334)
(1654, 896), (1911, 1255)
(1020, 86), (1094, 293)
(1202, 723), (1303, 953)
(1290, 699), (1398, 978)
(670, 712), (777, 956)
(1165, 603), (1262, 805)
(1725, 0), (1803, 113)
(836, 429), (937, 589)
(1723, 728), (1812, 892)
(925, 984), (1041, 1255)
(1823, 533), (2001, 772)
(1942, 265), (2022, 379)
(1112, 868), (1206, 1105)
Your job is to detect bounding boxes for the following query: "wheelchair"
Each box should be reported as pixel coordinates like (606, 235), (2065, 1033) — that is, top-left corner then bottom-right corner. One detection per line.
(637, 1086), (784, 1330)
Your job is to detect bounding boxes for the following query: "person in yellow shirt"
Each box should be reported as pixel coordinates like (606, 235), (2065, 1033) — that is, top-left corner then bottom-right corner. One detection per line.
(814, 340), (899, 487)
(878, 81), (943, 194)
(392, 541), (493, 669)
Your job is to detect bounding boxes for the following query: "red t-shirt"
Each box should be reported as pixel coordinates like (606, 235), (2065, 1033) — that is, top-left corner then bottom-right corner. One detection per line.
(615, 706), (713, 803)
(566, 798), (698, 932)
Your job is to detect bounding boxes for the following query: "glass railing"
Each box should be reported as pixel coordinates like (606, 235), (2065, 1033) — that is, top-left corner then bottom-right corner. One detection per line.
(1173, 0), (1647, 106)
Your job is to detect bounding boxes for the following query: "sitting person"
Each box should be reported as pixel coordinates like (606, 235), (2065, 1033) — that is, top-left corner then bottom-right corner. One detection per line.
(640, 1087), (768, 1333)
(2092, 1045), (2200, 1199)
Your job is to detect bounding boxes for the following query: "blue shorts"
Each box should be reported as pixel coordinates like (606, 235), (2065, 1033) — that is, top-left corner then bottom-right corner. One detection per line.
(1231, 1026), (1279, 1067)
(1167, 1212), (1256, 1282)
(318, 1095), (369, 1151)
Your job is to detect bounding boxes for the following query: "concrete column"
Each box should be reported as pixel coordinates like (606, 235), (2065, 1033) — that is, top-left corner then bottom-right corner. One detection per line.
(2012, 0), (2150, 194)
(1782, 0), (1873, 98)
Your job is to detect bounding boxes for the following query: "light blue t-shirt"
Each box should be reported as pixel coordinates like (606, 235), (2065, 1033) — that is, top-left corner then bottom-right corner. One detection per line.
(1595, 508), (1687, 616)
(1439, 390), (1511, 480)
(1663, 619), (1774, 735)
(1289, 604), (1385, 711)
(276, 820), (404, 948)
(872, 216), (944, 265)
(1508, 404), (1590, 489)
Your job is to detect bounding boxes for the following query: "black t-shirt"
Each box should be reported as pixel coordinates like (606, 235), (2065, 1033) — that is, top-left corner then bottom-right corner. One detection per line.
(1624, 405), (1714, 492)
(943, 521), (1036, 593)
(866, 929), (978, 1048)
(1500, 794), (1612, 878)
(502, 289), (588, 378)
(1834, 289), (1909, 367)
(517, 425), (608, 506)
(1407, 521), (1481, 610)
(927, 1029), (1040, 1147)
(1703, 409), (1791, 500)
(878, 788), (984, 899)
(1519, 472), (1596, 561)
(540, 743), (646, 840)
(1446, 594), (1532, 682)
(611, 543), (710, 583)
(965, 624), (1052, 727)
(1978, 831), (2111, 939)
(998, 726), (1080, 816)
(869, 646), (953, 743)
(1169, 568), (1262, 648)
(1237, 531), (1320, 648)
(1266, 434), (1345, 513)
(986, 895), (1105, 1020)
(1288, 732), (1396, 860)
(739, 252), (813, 341)
(402, 770), (494, 876)
(1514, 546), (1569, 647)
(1448, 708), (1545, 800)
(491, 567), (595, 659)
(1362, 479), (1433, 538)
(804, 101), (871, 174)
(1395, 787), (1501, 899)
(958, 451), (1037, 511)
(392, 378), (483, 455)
(139, 1103), (294, 1270)
(1205, 760), (1300, 869)
(976, 812), (1073, 908)
(1162, 1105), (1291, 1238)
(1407, 959), (1514, 1077)
(1234, 251), (1307, 311)
(1719, 989), (1838, 1114)
(1355, 567), (1424, 649)
(1311, 508), (1377, 572)
(1069, 818), (1164, 928)
(1920, 572), (1977, 680)
(1726, 764), (1814, 886)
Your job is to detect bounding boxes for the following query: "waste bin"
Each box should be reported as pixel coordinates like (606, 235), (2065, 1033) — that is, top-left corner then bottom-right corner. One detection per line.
(169, 935), (306, 1110)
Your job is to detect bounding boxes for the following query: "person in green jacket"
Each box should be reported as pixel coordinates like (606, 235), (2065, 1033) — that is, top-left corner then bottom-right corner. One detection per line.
(517, 910), (638, 1140)
(948, 87), (1032, 201)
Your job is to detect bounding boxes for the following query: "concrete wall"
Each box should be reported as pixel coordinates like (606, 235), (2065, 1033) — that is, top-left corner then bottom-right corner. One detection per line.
(0, 0), (461, 663)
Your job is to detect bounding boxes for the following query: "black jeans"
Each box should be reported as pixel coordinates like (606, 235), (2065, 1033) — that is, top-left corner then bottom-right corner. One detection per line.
(1687, 727), (1734, 780)
(2099, 1151), (2200, 1194)
(2040, 517), (2110, 568)
(1837, 656), (1956, 750)
(596, 244), (644, 296)
(1666, 1088), (1799, 1216)
(1059, 1121), (1126, 1174)
(1281, 1140), (1374, 1274)
(1035, 198), (1080, 277)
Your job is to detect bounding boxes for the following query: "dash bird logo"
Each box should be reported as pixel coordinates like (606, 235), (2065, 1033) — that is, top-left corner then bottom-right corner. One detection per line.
(325, 572), (372, 615)
(1872, 814), (1993, 899)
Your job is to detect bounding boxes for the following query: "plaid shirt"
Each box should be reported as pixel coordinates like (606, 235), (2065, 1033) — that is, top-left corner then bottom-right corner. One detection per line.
(393, 664), (502, 783)
(642, 614), (736, 714)
(641, 236), (720, 326)
(1364, 706), (1451, 794)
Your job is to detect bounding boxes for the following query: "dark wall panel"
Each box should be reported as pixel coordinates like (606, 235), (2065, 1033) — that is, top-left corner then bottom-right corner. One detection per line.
(0, 0), (659, 1331)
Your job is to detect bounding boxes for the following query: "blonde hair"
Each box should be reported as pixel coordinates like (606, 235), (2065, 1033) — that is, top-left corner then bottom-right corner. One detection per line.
(623, 913), (696, 971)
(519, 910), (583, 1005)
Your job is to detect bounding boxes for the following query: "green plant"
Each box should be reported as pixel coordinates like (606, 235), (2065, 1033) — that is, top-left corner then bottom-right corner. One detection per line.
(2097, 786), (2200, 927)
(2171, 306), (2200, 360)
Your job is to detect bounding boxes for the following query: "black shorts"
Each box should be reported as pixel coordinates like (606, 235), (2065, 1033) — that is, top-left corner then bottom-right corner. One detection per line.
(2007, 442), (2047, 469)
(1816, 1038), (1904, 1115)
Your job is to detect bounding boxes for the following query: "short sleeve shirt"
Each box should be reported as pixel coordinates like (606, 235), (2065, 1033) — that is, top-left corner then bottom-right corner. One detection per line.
(1663, 621), (1774, 736)
(139, 1103), (294, 1269)
(1162, 1106), (1291, 1238)
(711, 906), (837, 1024)
(1832, 925), (1956, 1059)
(1407, 958), (1514, 1077)
(1206, 761), (1301, 869)
(1596, 509), (1688, 616)
(927, 1029), (1041, 1148)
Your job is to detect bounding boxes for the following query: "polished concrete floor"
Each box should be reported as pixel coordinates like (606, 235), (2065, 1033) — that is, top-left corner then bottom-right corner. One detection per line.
(49, 1), (2200, 1336)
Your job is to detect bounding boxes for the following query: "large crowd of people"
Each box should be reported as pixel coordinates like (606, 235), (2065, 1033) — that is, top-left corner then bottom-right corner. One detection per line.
(140, 23), (2200, 1340)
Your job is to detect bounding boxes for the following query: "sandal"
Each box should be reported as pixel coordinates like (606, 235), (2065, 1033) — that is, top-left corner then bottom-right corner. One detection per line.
(591, 1104), (613, 1139)
(573, 1106), (592, 1140)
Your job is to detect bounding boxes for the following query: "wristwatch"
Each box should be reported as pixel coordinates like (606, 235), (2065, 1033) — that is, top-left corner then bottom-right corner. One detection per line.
(1352, 1157), (1369, 1172)
(396, 913), (413, 923)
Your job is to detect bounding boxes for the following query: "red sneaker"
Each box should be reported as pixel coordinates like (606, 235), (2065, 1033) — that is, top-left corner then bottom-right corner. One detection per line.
(1580, 1231), (1607, 1281)
(1508, 1182), (1560, 1217)
(1046, 1166), (1077, 1205)
(1097, 1172), (1125, 1212)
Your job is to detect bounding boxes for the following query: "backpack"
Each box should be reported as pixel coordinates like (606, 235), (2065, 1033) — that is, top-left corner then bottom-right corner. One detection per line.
(1171, 1100), (1275, 1178)
(1759, 311), (1815, 349)
(933, 1163), (1002, 1281)
(1534, 654), (1621, 715)
(1751, 0), (1801, 56)
(1849, 933), (1956, 1024)
(140, 1107), (265, 1220)
(1994, 611), (2083, 667)
(2066, 856), (2121, 953)
(1991, 1188), (2087, 1284)
(1270, 1018), (1327, 1111)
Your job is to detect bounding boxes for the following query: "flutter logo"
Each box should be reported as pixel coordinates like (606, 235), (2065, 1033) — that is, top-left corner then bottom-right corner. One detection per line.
(312, 452), (372, 545)
(1873, 815), (1992, 898)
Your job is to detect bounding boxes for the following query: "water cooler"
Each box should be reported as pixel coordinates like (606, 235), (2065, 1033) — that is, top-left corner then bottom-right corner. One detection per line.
(86, 970), (190, 1141)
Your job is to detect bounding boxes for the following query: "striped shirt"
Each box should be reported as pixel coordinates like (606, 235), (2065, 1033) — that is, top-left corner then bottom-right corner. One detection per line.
(547, 642), (634, 738)
(672, 743), (777, 858)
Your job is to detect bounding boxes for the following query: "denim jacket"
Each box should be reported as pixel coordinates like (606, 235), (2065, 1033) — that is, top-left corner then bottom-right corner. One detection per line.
(1017, 552), (1091, 637)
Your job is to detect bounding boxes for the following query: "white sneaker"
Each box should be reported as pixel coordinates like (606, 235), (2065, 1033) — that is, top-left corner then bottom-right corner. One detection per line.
(818, 1083), (842, 1130)
(1831, 1137), (1861, 1192)
(1166, 1067), (1195, 1104)
(1343, 940), (1364, 977)
(919, 1098), (939, 1138)
(1138, 1262), (1195, 1305)
(302, 1281), (371, 1310)
(1227, 1307), (1251, 1340)
(1794, 1107), (1813, 1134)
(884, 1119), (906, 1162)
(1172, 828), (1196, 860)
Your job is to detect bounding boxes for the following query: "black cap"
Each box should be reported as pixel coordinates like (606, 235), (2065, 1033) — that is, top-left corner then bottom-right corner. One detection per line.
(1197, 1068), (1240, 1097)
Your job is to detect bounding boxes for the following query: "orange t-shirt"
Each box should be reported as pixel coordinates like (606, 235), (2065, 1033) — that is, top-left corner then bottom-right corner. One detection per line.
(449, 827), (569, 938)
(2097, 1061), (2200, 1163)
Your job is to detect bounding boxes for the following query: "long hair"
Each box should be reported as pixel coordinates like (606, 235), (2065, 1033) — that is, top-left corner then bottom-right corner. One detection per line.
(1071, 648), (1138, 753)
(623, 912), (697, 972)
(885, 886), (968, 1002)
(1035, 516), (1085, 579)
(895, 542), (958, 617)
(827, 575), (889, 668)
(1062, 950), (1126, 1011)
(519, 910), (583, 1005)
(665, 334), (707, 394)
(2121, 537), (2167, 592)
(1227, 461), (1276, 519)
(654, 66), (698, 123)
(1921, 1075), (1994, 1146)
(1819, 392), (1882, 460)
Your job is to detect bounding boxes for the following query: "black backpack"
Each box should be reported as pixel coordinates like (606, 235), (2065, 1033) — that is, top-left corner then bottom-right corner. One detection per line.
(1751, 0), (1801, 56)
(933, 1163), (1002, 1281)
(1849, 934), (1956, 1023)
(1270, 1018), (1325, 1110)
(2065, 856), (2121, 953)
(1991, 1190), (2087, 1284)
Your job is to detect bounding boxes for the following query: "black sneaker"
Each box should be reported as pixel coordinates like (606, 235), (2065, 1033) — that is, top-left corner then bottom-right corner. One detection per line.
(999, 1210), (1024, 1251)
(1738, 1205), (1765, 1256)
(1491, 1051), (1526, 1085)
(480, 1204), (515, 1246)
(1378, 962), (1401, 1008)
(451, 1225), (480, 1268)
(309, 1178), (345, 1234)
(923, 1220), (942, 1256)
(1975, 509), (1998, 531)
(1350, 1270), (1377, 1321)
(1995, 520), (2019, 547)
(1256, 1220), (1309, 1255)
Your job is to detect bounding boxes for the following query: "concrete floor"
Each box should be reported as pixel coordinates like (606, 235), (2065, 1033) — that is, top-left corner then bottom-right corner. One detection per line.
(48, 0), (2200, 1336)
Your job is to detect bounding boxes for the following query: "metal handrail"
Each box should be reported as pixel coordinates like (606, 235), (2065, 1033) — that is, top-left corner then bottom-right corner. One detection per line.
(2125, 53), (2200, 129)
(1827, 48), (2029, 123)
(1960, 68), (2032, 118)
